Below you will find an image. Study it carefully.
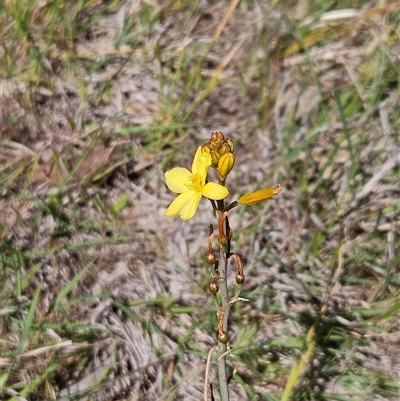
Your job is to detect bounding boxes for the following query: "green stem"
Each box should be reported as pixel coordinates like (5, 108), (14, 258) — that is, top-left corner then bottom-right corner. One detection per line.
(215, 179), (231, 401)
(218, 240), (230, 401)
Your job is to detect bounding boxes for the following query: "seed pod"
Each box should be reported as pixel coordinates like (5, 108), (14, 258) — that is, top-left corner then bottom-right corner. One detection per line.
(206, 253), (215, 265)
(236, 273), (245, 284)
(208, 281), (219, 295)
(218, 331), (229, 344)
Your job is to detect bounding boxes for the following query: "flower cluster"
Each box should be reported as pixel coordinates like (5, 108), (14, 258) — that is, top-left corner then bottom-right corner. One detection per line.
(163, 132), (281, 220)
(201, 131), (236, 182)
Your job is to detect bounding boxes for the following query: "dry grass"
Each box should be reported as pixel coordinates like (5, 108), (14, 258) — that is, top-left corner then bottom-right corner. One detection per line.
(1, 1), (399, 400)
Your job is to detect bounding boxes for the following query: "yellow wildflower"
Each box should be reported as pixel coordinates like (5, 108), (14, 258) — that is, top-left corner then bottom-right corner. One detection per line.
(164, 147), (229, 220)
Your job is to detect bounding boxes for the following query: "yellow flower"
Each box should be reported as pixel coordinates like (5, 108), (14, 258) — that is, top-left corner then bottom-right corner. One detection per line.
(237, 184), (282, 205)
(164, 147), (229, 220)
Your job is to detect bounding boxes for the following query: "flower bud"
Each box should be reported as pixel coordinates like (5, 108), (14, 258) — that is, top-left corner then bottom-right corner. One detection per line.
(237, 184), (282, 205)
(218, 152), (236, 180)
(226, 138), (234, 152)
(208, 140), (220, 150)
(211, 131), (225, 148)
(219, 142), (231, 155)
(209, 149), (220, 168)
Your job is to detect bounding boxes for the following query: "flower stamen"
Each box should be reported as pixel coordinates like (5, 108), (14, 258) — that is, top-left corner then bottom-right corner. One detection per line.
(186, 174), (203, 192)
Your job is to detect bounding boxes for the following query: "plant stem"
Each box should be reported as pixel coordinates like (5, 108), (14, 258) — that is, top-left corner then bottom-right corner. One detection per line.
(217, 240), (230, 401)
(216, 179), (230, 401)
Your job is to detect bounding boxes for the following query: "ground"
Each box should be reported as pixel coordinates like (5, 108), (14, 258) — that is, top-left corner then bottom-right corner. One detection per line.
(1, 1), (399, 400)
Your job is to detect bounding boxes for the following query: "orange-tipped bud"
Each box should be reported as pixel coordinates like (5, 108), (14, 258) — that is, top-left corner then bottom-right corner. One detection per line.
(237, 184), (282, 205)
(210, 131), (225, 149)
(218, 152), (236, 180)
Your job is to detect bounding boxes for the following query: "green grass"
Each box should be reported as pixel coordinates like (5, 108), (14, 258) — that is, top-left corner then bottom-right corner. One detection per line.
(1, 0), (399, 400)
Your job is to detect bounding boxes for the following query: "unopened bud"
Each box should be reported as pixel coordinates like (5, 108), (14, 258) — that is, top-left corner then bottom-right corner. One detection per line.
(210, 131), (225, 149)
(226, 138), (234, 152)
(211, 131), (225, 141)
(237, 185), (282, 205)
(218, 152), (236, 179)
(209, 149), (220, 168)
(219, 142), (231, 155)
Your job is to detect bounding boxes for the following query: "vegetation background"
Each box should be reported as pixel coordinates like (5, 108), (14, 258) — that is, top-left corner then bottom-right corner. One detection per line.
(1, 0), (399, 400)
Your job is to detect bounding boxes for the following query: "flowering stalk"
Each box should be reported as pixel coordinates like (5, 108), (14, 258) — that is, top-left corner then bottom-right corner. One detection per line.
(216, 211), (230, 401)
(163, 132), (282, 401)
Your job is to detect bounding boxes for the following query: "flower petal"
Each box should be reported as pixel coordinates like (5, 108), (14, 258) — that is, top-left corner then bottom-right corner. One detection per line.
(237, 185), (282, 205)
(164, 192), (194, 217)
(192, 146), (211, 183)
(165, 168), (191, 193)
(179, 192), (202, 220)
(191, 146), (202, 174)
(202, 182), (229, 200)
